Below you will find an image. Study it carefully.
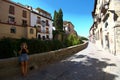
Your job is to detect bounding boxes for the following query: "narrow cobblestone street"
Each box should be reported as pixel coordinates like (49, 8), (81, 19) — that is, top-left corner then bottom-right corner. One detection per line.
(9, 42), (120, 80)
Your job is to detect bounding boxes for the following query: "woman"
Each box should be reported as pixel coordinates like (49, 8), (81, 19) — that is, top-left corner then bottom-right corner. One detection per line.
(19, 42), (29, 76)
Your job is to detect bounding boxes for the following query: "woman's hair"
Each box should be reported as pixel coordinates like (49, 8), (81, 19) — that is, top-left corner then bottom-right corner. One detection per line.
(21, 42), (28, 48)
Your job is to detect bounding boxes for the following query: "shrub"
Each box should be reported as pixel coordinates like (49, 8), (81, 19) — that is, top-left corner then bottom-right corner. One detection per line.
(80, 36), (88, 41)
(64, 34), (81, 47)
(0, 38), (17, 59)
(0, 36), (83, 59)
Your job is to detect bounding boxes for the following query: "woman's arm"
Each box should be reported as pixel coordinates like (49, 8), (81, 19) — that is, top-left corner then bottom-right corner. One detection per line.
(25, 48), (29, 53)
(18, 49), (22, 55)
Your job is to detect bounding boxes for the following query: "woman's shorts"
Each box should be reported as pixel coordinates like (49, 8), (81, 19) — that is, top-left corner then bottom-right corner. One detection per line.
(19, 54), (29, 62)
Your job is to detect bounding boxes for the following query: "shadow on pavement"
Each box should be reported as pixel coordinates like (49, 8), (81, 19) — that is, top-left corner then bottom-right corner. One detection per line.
(56, 55), (117, 80)
(8, 55), (118, 80)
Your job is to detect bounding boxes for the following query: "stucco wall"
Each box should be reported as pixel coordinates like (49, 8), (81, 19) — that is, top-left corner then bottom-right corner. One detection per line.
(0, 23), (27, 39)
(0, 23), (36, 39)
(0, 42), (88, 79)
(0, 0), (30, 26)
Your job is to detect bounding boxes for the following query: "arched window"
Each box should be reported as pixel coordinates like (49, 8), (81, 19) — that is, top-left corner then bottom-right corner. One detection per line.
(38, 34), (41, 39)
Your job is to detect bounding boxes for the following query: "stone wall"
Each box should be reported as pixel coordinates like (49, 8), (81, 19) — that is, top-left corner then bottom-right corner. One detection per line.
(0, 42), (88, 79)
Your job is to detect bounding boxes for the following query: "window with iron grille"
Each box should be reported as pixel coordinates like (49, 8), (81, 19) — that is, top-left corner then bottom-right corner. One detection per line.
(23, 10), (27, 18)
(9, 5), (15, 15)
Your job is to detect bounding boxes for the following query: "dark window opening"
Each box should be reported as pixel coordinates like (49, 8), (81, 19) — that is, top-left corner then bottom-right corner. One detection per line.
(38, 34), (41, 39)
(42, 36), (45, 40)
(10, 27), (16, 33)
(46, 35), (49, 39)
(46, 20), (49, 26)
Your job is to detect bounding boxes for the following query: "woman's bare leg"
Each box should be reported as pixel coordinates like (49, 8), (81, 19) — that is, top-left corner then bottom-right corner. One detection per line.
(21, 62), (25, 76)
(24, 61), (28, 76)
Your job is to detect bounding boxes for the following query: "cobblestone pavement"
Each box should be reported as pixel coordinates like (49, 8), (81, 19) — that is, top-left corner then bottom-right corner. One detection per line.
(5, 42), (120, 80)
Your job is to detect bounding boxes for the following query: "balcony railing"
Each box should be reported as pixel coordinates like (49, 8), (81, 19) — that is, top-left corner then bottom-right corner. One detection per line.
(37, 30), (49, 34)
(8, 21), (16, 25)
(22, 23), (28, 27)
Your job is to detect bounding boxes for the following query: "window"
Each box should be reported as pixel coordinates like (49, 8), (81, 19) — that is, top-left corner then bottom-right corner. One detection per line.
(37, 26), (41, 32)
(105, 22), (108, 28)
(42, 36), (45, 40)
(46, 28), (49, 33)
(68, 27), (71, 32)
(38, 34), (41, 39)
(37, 17), (41, 24)
(22, 10), (27, 18)
(10, 27), (16, 33)
(22, 20), (27, 27)
(41, 20), (46, 27)
(9, 5), (15, 15)
(46, 20), (49, 26)
(8, 16), (15, 24)
(30, 28), (34, 34)
(46, 35), (49, 39)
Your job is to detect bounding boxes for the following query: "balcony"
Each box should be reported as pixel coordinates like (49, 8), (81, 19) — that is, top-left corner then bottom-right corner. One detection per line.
(37, 30), (49, 34)
(8, 21), (16, 25)
(22, 23), (28, 27)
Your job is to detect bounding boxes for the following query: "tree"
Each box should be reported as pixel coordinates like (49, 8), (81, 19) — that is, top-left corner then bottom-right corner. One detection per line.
(53, 9), (64, 41)
(64, 34), (81, 46)
(53, 10), (57, 26)
(58, 8), (63, 31)
(53, 9), (63, 32)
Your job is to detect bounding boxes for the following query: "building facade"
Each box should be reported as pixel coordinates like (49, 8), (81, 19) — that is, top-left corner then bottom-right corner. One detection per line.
(63, 21), (77, 35)
(0, 0), (36, 39)
(0, 0), (53, 40)
(90, 0), (120, 55)
(28, 7), (53, 40)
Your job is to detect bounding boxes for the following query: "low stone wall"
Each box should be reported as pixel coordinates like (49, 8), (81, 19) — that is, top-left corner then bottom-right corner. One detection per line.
(0, 42), (88, 79)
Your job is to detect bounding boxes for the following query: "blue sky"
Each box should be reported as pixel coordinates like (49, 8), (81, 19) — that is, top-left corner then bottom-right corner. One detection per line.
(12, 0), (94, 37)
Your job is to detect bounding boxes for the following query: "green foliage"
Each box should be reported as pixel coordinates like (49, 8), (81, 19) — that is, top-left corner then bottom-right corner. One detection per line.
(0, 35), (84, 59)
(0, 38), (17, 59)
(80, 36), (88, 41)
(58, 8), (63, 30)
(53, 10), (57, 26)
(0, 38), (65, 59)
(64, 34), (83, 47)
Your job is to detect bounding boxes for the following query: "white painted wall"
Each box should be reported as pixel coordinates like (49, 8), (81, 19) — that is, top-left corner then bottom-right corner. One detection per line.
(30, 12), (53, 40)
